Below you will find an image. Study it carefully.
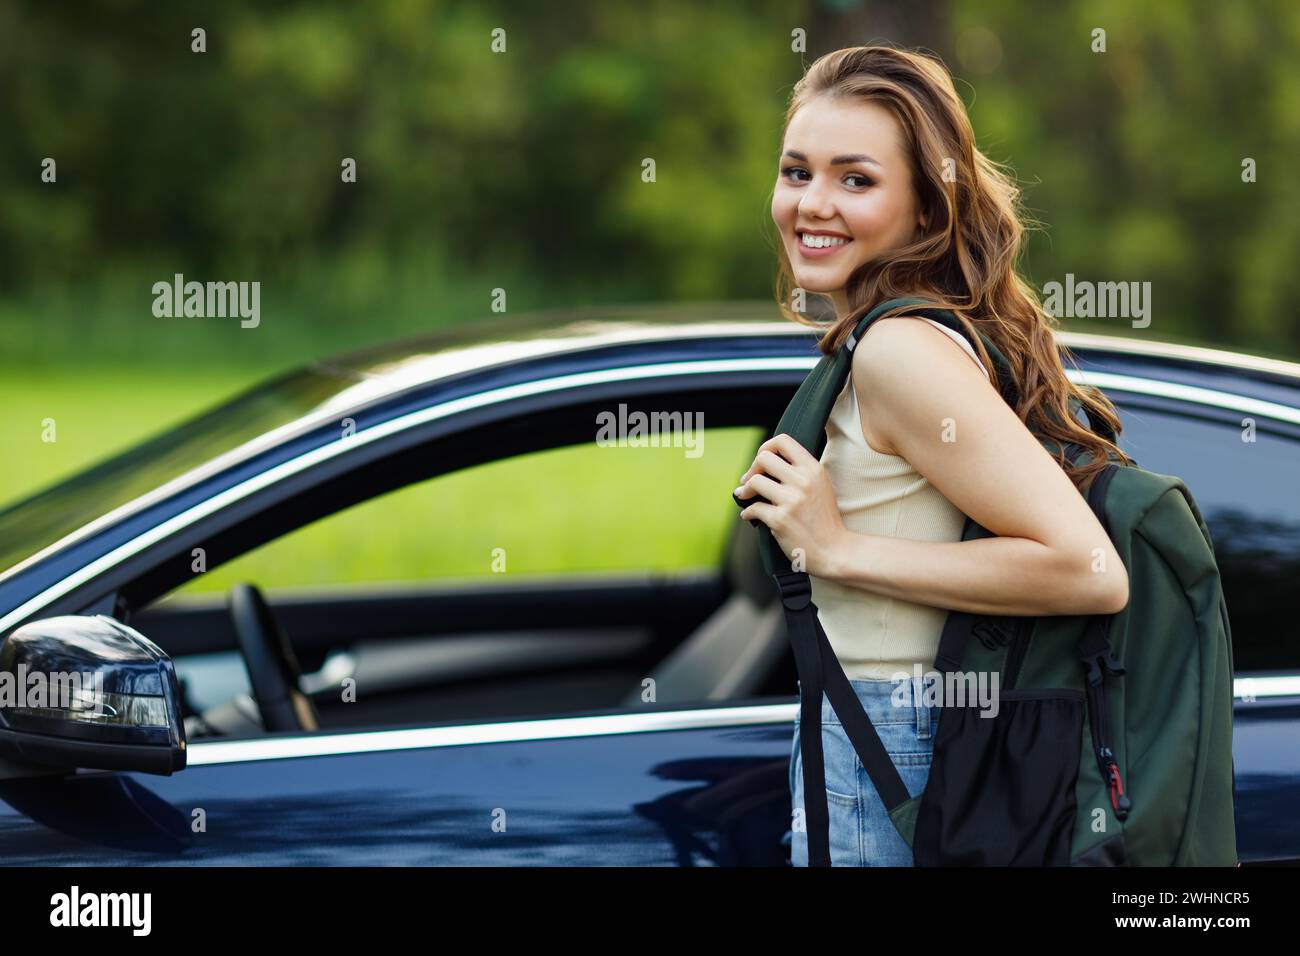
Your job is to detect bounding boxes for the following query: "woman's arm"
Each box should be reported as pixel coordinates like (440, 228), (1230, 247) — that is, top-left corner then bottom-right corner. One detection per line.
(736, 317), (1129, 618)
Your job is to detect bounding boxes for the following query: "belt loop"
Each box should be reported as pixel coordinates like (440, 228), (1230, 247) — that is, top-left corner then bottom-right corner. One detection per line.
(914, 673), (932, 739)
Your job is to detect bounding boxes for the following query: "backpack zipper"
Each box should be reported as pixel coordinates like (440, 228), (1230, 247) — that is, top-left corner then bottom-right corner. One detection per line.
(1080, 461), (1129, 820)
(1084, 642), (1130, 820)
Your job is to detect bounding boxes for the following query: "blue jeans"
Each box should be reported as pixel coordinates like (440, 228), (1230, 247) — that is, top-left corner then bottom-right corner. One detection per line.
(789, 676), (941, 867)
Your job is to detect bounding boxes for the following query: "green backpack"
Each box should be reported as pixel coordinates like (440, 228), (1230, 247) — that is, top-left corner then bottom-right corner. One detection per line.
(740, 296), (1237, 866)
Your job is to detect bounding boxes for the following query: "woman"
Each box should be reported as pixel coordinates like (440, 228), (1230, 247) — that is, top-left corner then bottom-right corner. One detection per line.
(733, 45), (1134, 866)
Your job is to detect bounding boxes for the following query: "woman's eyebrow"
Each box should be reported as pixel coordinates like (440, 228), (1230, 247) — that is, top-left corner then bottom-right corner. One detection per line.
(782, 149), (881, 167)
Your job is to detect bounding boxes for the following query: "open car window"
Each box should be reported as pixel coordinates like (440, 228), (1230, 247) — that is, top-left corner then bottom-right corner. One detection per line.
(171, 427), (762, 593)
(138, 424), (769, 735)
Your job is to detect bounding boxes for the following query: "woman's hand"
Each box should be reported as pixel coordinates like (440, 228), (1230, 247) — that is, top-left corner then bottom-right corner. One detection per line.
(735, 433), (847, 578)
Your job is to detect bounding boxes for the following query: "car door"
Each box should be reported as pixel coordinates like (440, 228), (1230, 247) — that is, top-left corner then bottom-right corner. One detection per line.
(0, 704), (796, 865)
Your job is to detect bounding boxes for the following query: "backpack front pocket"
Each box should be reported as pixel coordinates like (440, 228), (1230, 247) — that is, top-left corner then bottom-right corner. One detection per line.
(912, 688), (1084, 866)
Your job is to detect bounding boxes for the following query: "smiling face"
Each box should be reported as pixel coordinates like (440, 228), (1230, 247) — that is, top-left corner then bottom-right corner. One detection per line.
(772, 94), (927, 318)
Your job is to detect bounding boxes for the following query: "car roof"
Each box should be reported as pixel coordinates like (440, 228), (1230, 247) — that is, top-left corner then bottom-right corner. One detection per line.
(311, 300), (1300, 410)
(302, 301), (813, 413)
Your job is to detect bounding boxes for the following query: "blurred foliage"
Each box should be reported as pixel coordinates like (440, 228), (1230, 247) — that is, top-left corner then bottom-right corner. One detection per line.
(950, 0), (1300, 351)
(1, 0), (1298, 367)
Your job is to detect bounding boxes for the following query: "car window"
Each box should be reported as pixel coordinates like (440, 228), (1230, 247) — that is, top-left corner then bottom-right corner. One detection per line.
(149, 421), (769, 731)
(172, 425), (765, 594)
(1111, 400), (1300, 672)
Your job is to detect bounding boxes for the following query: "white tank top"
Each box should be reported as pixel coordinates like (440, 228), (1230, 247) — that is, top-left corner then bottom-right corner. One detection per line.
(809, 318), (992, 680)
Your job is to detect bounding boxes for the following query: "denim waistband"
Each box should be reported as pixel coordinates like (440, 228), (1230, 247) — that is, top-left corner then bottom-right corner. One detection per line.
(796, 675), (941, 738)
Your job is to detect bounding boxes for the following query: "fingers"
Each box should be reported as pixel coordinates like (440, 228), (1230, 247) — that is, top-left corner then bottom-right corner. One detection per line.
(741, 434), (811, 483)
(738, 499), (776, 525)
(761, 433), (814, 465)
(736, 472), (787, 504)
(737, 434), (817, 532)
(742, 449), (798, 486)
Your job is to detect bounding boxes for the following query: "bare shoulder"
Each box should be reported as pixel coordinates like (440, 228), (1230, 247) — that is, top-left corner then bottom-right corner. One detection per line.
(856, 315), (983, 362)
(850, 316), (991, 457)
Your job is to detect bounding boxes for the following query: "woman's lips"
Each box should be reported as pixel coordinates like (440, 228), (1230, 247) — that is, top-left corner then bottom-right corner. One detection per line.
(796, 232), (853, 259)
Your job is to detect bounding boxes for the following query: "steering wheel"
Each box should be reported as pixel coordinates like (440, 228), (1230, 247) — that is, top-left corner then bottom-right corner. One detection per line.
(226, 583), (320, 732)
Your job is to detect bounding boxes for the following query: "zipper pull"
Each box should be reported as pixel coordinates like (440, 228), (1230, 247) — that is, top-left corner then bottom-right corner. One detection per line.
(1101, 748), (1131, 820)
(1086, 650), (1125, 685)
(1100, 649), (1127, 678)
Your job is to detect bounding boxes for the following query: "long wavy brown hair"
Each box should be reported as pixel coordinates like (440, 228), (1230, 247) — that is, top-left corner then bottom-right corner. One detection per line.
(772, 44), (1132, 492)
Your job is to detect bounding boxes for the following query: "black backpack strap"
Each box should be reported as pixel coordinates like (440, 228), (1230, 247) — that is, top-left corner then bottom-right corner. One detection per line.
(775, 568), (910, 866)
(816, 616), (912, 808)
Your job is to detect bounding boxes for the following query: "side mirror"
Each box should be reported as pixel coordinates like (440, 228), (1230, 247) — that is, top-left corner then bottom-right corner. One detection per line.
(0, 615), (186, 775)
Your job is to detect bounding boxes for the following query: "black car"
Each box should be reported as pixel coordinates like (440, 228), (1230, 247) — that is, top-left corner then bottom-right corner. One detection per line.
(0, 302), (1296, 864)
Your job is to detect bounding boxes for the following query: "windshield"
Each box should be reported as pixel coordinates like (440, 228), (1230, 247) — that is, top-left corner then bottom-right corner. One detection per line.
(0, 367), (350, 577)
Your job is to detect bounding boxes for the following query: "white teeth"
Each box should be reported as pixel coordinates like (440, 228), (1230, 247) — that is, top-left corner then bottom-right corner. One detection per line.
(800, 233), (850, 248)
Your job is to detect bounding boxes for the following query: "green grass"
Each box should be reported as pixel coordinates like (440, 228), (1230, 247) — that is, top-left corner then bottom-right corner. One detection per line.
(0, 367), (276, 508)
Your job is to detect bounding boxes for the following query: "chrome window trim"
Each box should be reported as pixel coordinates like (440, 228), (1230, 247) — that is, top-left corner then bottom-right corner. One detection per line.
(183, 671), (1297, 766)
(1056, 331), (1300, 381)
(1071, 370), (1300, 425)
(1234, 674), (1300, 701)
(2, 359), (1298, 635)
(187, 702), (799, 766)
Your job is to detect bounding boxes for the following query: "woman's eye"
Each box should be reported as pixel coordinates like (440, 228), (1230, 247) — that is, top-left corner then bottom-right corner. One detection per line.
(780, 167), (873, 188)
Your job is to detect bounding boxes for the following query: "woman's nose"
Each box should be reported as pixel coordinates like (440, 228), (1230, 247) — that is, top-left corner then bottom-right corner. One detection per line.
(799, 179), (838, 220)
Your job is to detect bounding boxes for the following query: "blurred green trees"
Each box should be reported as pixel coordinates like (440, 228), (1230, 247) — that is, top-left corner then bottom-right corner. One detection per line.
(1, 0), (1297, 364)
